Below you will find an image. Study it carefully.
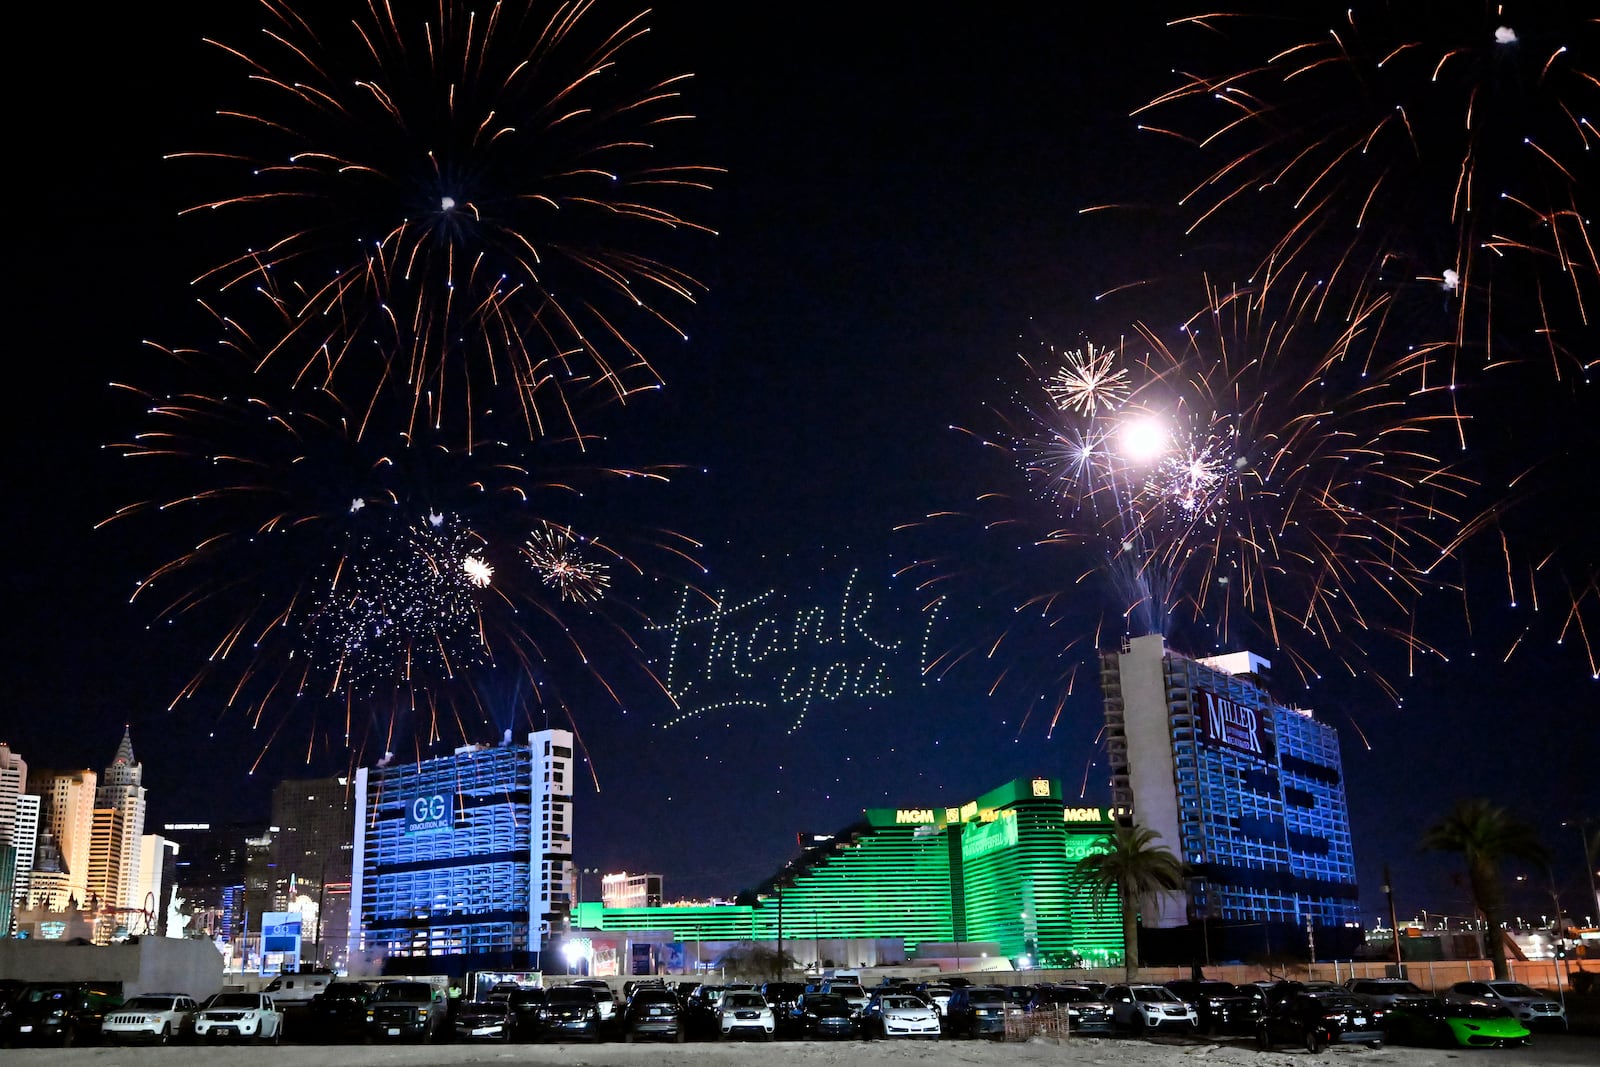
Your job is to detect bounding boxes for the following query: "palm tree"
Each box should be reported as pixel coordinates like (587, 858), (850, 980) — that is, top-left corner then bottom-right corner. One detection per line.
(1421, 798), (1549, 980)
(1071, 821), (1187, 981)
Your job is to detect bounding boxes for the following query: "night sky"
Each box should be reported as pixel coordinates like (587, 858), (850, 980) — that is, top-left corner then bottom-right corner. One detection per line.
(9, 1), (1598, 937)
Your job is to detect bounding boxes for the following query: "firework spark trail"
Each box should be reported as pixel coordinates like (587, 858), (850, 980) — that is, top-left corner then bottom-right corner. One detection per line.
(170, 0), (718, 448)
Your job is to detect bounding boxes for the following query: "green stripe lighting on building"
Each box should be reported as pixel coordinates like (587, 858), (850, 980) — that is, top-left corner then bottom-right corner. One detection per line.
(581, 778), (1127, 969)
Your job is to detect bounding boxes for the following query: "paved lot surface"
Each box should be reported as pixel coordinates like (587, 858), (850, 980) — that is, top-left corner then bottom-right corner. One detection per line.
(3, 1032), (1596, 1066)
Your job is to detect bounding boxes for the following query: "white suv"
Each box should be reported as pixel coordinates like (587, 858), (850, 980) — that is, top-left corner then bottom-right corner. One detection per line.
(717, 990), (776, 1039)
(192, 991), (285, 1043)
(1443, 981), (1566, 1030)
(1106, 984), (1199, 1034)
(102, 993), (200, 1045)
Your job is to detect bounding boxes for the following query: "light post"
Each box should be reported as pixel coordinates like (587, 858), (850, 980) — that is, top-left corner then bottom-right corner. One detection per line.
(1562, 818), (1598, 921)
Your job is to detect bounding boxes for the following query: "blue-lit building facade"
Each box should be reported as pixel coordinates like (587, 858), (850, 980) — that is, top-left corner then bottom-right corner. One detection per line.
(349, 730), (574, 974)
(1101, 635), (1360, 958)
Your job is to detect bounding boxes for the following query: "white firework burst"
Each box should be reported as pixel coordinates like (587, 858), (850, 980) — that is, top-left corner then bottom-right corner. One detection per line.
(1045, 342), (1131, 416)
(524, 521), (611, 604)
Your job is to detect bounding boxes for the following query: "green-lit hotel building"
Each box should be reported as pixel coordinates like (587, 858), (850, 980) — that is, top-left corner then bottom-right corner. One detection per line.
(571, 778), (1125, 971)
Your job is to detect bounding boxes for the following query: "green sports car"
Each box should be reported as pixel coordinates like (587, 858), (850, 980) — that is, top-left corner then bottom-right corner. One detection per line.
(1384, 999), (1531, 1049)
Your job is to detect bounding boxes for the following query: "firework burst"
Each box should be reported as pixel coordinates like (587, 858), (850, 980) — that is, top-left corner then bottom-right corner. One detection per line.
(171, 0), (718, 445)
(99, 329), (703, 756)
(1136, 2), (1600, 383)
(920, 276), (1479, 702)
(525, 519), (611, 602)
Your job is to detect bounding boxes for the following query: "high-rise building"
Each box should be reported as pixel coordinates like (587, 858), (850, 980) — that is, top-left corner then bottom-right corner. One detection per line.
(31, 768), (97, 909)
(94, 727), (148, 915)
(270, 776), (355, 888)
(134, 834), (179, 936)
(1101, 635), (1360, 955)
(10, 794), (40, 913)
(350, 730), (574, 974)
(0, 743), (25, 933)
(270, 776), (355, 965)
(0, 745), (42, 931)
(161, 821), (258, 941)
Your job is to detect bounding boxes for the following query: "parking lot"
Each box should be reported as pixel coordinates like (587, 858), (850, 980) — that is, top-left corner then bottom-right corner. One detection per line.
(3, 1029), (1597, 1066)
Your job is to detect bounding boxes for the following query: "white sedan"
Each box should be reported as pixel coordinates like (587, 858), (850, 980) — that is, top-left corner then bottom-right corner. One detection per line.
(866, 994), (942, 1039)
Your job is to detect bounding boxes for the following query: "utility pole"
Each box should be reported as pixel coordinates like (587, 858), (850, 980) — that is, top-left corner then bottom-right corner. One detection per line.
(1382, 865), (1403, 974)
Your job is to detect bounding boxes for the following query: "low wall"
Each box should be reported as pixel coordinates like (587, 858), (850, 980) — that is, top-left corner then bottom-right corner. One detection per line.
(970, 958), (1599, 993)
(0, 937), (225, 1000)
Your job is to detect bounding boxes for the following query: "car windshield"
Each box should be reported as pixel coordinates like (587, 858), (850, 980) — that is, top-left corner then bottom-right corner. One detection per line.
(373, 983), (432, 1002)
(208, 994), (262, 1009)
(123, 996), (177, 1010)
(547, 988), (594, 1004)
(883, 996), (923, 1010)
(1053, 987), (1101, 1003)
(724, 994), (765, 1008)
(968, 989), (1007, 1004)
(808, 995), (847, 1010)
(1487, 983), (1540, 998)
(1133, 988), (1178, 1002)
(321, 985), (367, 1000)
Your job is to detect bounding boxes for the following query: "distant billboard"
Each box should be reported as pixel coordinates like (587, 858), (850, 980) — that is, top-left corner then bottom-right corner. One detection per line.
(262, 911), (302, 954)
(405, 792), (455, 833)
(1196, 688), (1274, 762)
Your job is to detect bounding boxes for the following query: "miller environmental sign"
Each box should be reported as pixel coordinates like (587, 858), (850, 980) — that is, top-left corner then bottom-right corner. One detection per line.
(1196, 688), (1274, 761)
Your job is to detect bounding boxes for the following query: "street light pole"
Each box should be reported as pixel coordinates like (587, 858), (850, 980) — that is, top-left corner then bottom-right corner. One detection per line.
(1565, 818), (1598, 922)
(1383, 865), (1404, 974)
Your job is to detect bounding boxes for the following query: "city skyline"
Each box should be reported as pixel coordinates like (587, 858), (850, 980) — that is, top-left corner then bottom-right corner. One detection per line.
(8, 0), (1598, 941)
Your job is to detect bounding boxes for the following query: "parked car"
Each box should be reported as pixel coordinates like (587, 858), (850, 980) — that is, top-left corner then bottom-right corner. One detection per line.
(860, 991), (941, 1039)
(1, 983), (122, 1047)
(916, 982), (955, 1018)
(192, 991), (284, 1044)
(715, 989), (775, 1040)
(101, 993), (199, 1046)
(1384, 998), (1531, 1048)
(622, 987), (685, 1042)
(1344, 977), (1437, 1013)
(1443, 980), (1567, 1030)
(506, 987), (548, 1040)
(1256, 990), (1386, 1052)
(946, 985), (1013, 1039)
(680, 983), (726, 1038)
(538, 985), (605, 1042)
(1024, 984), (1112, 1035)
(1105, 983), (1197, 1035)
(570, 979), (619, 1026)
(792, 992), (859, 1039)
(304, 981), (377, 1042)
(454, 997), (517, 1041)
(364, 980), (446, 1043)
(1165, 979), (1261, 1034)
(821, 980), (869, 1013)
(762, 981), (806, 1035)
